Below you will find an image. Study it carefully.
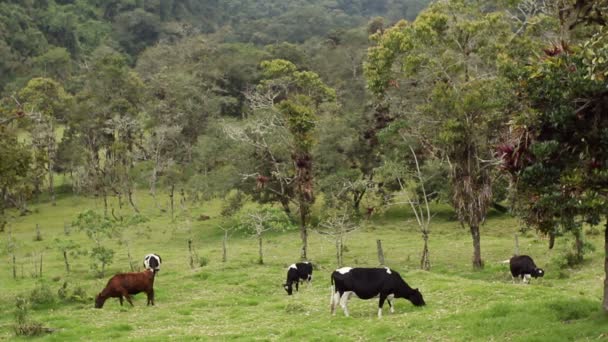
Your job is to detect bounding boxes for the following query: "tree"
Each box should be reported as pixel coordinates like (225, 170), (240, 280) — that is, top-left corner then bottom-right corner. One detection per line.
(379, 146), (435, 270)
(244, 59), (337, 259)
(364, 1), (516, 269)
(72, 210), (115, 277)
(0, 119), (31, 230)
(236, 205), (294, 264)
(17, 77), (72, 206)
(69, 48), (144, 215)
(499, 31), (608, 309)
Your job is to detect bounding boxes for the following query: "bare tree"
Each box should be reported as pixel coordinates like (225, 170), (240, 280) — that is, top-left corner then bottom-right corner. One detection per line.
(392, 146), (434, 271)
(317, 207), (360, 267)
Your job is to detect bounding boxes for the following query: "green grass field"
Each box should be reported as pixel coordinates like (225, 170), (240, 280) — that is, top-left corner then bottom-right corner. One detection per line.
(1, 191), (607, 341)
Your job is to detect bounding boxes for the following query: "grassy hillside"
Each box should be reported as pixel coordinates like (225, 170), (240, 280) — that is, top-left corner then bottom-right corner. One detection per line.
(0, 193), (607, 341)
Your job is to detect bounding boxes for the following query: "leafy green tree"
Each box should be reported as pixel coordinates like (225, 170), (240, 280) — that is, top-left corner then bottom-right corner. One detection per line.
(247, 59), (336, 259)
(0, 120), (31, 230)
(72, 210), (115, 277)
(17, 77), (73, 205)
(500, 31), (608, 309)
(364, 1), (516, 269)
(69, 48), (144, 214)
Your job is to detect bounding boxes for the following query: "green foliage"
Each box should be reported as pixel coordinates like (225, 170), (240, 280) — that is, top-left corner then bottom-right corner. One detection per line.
(13, 297), (45, 337)
(72, 210), (116, 276)
(29, 283), (56, 308)
(57, 281), (89, 303)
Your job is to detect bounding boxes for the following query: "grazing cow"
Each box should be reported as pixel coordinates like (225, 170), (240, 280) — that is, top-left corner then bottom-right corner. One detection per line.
(95, 269), (156, 308)
(283, 262), (313, 295)
(510, 255), (544, 284)
(330, 267), (425, 318)
(143, 253), (162, 272)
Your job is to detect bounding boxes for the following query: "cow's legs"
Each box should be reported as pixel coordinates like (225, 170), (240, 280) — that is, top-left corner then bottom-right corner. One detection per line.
(339, 291), (350, 317)
(387, 294), (395, 313)
(378, 295), (387, 318)
(147, 289), (155, 306)
(523, 274), (531, 284)
(295, 280), (299, 292)
(119, 296), (124, 306)
(330, 287), (342, 315)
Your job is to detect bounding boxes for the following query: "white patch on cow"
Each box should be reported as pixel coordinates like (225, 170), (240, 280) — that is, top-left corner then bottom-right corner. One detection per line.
(384, 267), (392, 274)
(378, 308), (383, 318)
(288, 264), (297, 270)
(523, 274), (531, 284)
(303, 261), (310, 264)
(336, 267), (353, 274)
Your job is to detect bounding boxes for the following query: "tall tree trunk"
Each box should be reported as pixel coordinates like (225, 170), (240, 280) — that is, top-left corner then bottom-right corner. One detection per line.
(603, 217), (608, 312)
(258, 233), (264, 265)
(102, 190), (108, 217)
(470, 225), (483, 269)
(300, 204), (308, 260)
(170, 184), (175, 222)
(420, 233), (430, 271)
(222, 230), (228, 263)
(336, 236), (342, 267)
(48, 151), (55, 206)
(280, 197), (291, 214)
(63, 250), (70, 274)
(128, 187), (139, 213)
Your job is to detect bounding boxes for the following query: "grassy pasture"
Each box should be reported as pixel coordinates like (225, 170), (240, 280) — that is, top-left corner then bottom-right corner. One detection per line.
(1, 192), (607, 341)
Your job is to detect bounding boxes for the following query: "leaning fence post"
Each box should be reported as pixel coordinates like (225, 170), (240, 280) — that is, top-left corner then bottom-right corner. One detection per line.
(377, 239), (385, 266)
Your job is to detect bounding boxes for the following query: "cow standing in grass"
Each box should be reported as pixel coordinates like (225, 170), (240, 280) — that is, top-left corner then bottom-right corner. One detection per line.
(95, 269), (156, 308)
(283, 262), (313, 295)
(509, 255), (544, 284)
(330, 267), (425, 318)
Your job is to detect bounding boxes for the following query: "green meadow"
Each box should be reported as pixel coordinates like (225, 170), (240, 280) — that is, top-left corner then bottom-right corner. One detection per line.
(1, 191), (607, 341)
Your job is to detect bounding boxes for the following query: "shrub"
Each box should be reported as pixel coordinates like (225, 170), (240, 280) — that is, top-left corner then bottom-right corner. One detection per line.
(14, 297), (45, 337)
(199, 256), (209, 268)
(29, 283), (55, 307)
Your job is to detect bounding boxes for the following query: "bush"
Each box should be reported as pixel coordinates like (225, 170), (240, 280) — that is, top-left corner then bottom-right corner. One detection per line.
(14, 297), (46, 337)
(199, 256), (209, 268)
(29, 283), (55, 307)
(57, 281), (89, 303)
(585, 226), (601, 236)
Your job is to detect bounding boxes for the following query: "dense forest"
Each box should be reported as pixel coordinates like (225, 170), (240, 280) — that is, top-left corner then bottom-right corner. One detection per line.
(2, 0), (608, 315)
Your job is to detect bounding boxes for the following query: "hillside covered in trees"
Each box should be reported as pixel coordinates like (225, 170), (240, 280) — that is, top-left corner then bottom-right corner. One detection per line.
(2, 0), (608, 335)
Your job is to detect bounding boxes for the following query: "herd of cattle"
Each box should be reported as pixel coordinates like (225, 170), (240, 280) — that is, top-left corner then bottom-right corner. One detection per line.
(94, 253), (545, 317)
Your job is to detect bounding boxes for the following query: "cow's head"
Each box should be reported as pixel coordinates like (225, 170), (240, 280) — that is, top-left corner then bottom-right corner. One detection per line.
(534, 268), (545, 278)
(283, 283), (293, 295)
(144, 254), (162, 272)
(94, 293), (105, 308)
(408, 288), (426, 306)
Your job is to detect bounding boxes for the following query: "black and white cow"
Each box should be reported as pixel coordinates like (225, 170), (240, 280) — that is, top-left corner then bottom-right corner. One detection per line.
(509, 255), (544, 284)
(330, 267), (425, 318)
(283, 262), (313, 295)
(143, 253), (162, 273)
